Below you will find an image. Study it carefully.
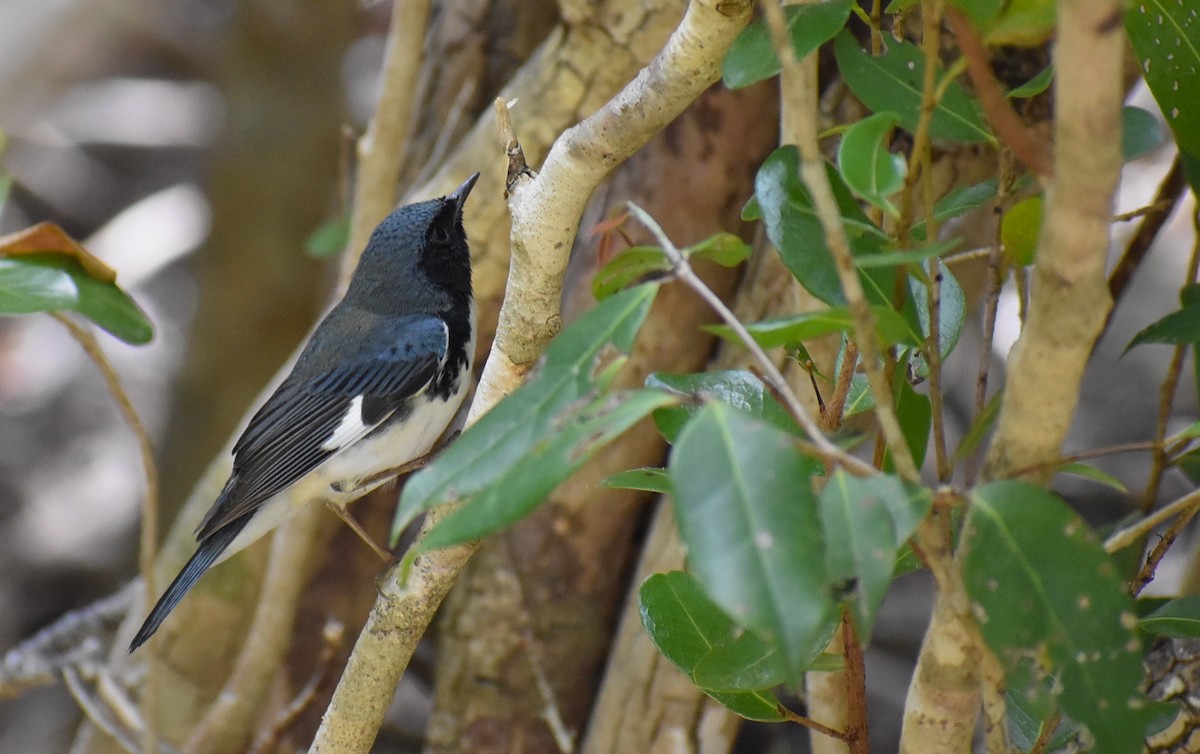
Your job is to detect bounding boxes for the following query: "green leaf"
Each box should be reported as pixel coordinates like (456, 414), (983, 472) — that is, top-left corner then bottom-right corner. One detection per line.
(949, 0), (1005, 27)
(305, 214), (349, 258)
(0, 254), (153, 344)
(705, 306), (918, 349)
(833, 31), (994, 145)
(1005, 690), (1083, 753)
(887, 375), (931, 471)
(964, 481), (1153, 754)
(639, 572), (786, 722)
(0, 256), (78, 314)
(909, 265), (966, 362)
(1126, 303), (1200, 352)
(854, 238), (961, 269)
(692, 629), (843, 691)
(1001, 195), (1043, 267)
(722, 0), (854, 89)
(838, 112), (907, 212)
(420, 388), (675, 550)
(683, 233), (751, 267)
(819, 472), (932, 639)
(983, 0), (1056, 46)
(1126, 0), (1200, 159)
(600, 467), (671, 494)
(1057, 462), (1128, 493)
(912, 179), (1000, 241)
(1121, 106), (1167, 162)
(1140, 596), (1200, 638)
(670, 404), (837, 687)
(592, 246), (670, 300)
(754, 145), (888, 305)
(647, 369), (801, 443)
(953, 389), (1003, 462)
(1007, 64), (1053, 99)
(393, 284), (659, 540)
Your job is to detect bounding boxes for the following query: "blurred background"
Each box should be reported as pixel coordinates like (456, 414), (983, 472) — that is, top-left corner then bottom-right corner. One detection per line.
(0, 0), (1195, 751)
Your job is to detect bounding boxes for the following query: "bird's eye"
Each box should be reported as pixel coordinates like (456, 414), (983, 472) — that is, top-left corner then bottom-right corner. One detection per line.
(430, 225), (451, 244)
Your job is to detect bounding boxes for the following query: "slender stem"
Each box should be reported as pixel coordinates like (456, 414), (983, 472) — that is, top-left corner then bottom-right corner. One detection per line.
(1141, 207), (1200, 513)
(52, 313), (159, 754)
(1108, 156), (1187, 305)
(1027, 709), (1061, 754)
(777, 706), (850, 742)
(822, 342), (859, 431)
(627, 203), (875, 477)
(1104, 488), (1200, 553)
(896, 0), (944, 247)
(759, 0), (919, 482)
(841, 614), (870, 754)
(1134, 503), (1200, 595)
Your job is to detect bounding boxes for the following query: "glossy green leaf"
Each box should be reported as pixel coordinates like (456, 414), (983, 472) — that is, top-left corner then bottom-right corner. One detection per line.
(949, 0), (1004, 27)
(833, 31), (993, 145)
(600, 467), (671, 494)
(838, 112), (907, 212)
(639, 571), (786, 721)
(0, 257), (78, 314)
(0, 254), (153, 344)
(964, 481), (1154, 754)
(912, 180), (1000, 241)
(887, 376), (931, 471)
(421, 389), (676, 549)
(692, 629), (843, 692)
(754, 145), (888, 305)
(1122, 106), (1167, 162)
(1140, 596), (1200, 638)
(1126, 303), (1200, 352)
(705, 305), (918, 350)
(1008, 64), (1053, 98)
(592, 246), (670, 300)
(683, 232), (751, 267)
(855, 238), (961, 269)
(1057, 462), (1128, 493)
(305, 214), (349, 258)
(1001, 195), (1043, 267)
(670, 404), (837, 687)
(1126, 0), (1200, 159)
(909, 265), (966, 363)
(647, 369), (801, 443)
(393, 284), (659, 540)
(819, 472), (932, 639)
(983, 0), (1056, 46)
(722, 0), (853, 89)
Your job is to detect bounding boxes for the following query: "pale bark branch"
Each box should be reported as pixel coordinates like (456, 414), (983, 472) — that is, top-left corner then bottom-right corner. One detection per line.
(309, 3), (754, 751)
(340, 0), (433, 277)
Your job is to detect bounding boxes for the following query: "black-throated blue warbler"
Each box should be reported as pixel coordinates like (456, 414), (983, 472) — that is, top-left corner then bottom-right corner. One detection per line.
(129, 173), (480, 651)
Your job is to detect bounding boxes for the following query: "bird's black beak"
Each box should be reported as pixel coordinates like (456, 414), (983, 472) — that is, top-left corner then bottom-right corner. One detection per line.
(449, 172), (480, 217)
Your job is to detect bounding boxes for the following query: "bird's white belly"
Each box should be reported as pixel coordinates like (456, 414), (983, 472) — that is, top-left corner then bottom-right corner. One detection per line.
(218, 387), (468, 562)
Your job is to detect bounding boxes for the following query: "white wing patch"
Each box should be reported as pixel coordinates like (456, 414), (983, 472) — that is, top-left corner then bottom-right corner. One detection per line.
(322, 395), (386, 451)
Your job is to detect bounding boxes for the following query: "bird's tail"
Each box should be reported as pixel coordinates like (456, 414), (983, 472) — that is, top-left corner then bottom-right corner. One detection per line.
(128, 516), (249, 652)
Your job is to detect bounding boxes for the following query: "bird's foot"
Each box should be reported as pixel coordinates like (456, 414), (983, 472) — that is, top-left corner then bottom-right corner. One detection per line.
(324, 501), (397, 566)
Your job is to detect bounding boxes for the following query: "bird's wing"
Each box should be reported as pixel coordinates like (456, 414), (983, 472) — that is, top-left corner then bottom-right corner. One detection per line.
(194, 314), (449, 540)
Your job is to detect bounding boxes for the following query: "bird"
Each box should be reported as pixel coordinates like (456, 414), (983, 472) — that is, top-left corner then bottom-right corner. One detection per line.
(129, 173), (480, 652)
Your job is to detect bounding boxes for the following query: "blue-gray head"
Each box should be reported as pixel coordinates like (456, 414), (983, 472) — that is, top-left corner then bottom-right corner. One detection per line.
(345, 173), (479, 313)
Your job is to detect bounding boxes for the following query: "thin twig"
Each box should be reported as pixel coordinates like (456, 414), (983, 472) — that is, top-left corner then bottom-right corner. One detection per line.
(63, 667), (142, 754)
(1104, 488), (1200, 553)
(1134, 503), (1200, 595)
(51, 312), (159, 754)
(1108, 155), (1187, 306)
(1140, 206), (1200, 513)
(626, 203), (874, 477)
(1027, 708), (1061, 754)
(759, 0), (919, 482)
(946, 7), (1051, 177)
(248, 621), (345, 754)
(822, 342), (859, 431)
(841, 614), (869, 754)
(777, 705), (850, 742)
